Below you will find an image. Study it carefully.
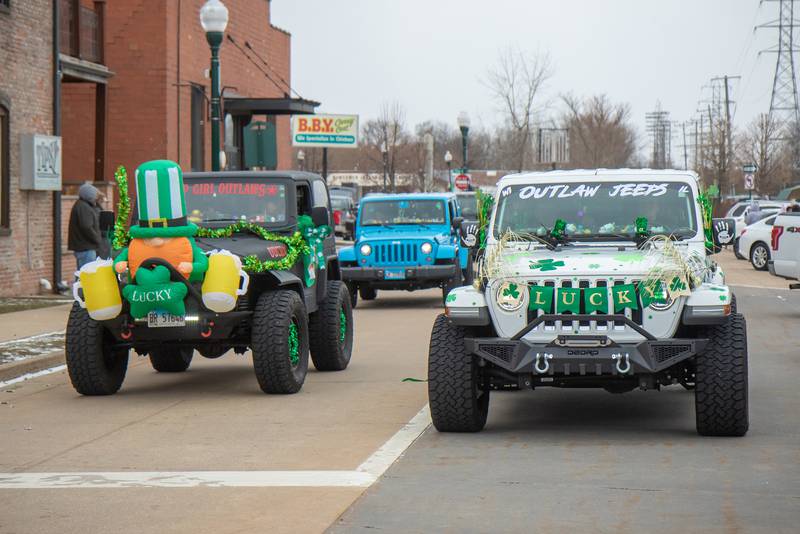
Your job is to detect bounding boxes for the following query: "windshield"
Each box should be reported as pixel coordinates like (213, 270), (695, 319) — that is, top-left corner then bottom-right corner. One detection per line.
(494, 181), (698, 239)
(331, 196), (350, 210)
(184, 180), (288, 224)
(360, 199), (446, 226)
(457, 194), (478, 219)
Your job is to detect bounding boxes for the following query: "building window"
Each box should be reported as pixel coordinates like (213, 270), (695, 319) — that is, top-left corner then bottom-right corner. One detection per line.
(0, 1), (9, 14)
(0, 104), (9, 231)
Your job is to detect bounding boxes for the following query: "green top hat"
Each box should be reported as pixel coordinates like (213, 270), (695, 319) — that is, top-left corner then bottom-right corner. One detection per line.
(129, 160), (197, 239)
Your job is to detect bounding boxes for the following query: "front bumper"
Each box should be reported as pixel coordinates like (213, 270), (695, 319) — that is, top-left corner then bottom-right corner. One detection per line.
(466, 336), (707, 376)
(341, 264), (456, 282)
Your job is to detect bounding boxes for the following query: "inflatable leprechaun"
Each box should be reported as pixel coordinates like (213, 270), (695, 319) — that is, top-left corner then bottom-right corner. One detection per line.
(114, 160), (209, 318)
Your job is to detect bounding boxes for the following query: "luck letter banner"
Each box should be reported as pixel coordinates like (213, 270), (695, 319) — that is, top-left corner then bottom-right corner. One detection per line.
(611, 283), (638, 312)
(528, 285), (554, 312)
(583, 287), (608, 314)
(556, 287), (581, 314)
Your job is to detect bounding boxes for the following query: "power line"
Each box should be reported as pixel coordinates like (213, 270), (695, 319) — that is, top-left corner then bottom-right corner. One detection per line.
(243, 40), (303, 100)
(225, 34), (290, 97)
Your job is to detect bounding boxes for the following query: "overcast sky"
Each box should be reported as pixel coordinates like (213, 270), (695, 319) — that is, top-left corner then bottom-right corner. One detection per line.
(272, 0), (782, 149)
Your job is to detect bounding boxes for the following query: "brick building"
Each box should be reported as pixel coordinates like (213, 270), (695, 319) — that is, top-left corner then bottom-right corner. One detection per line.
(0, 0), (58, 296)
(1, 0), (313, 296)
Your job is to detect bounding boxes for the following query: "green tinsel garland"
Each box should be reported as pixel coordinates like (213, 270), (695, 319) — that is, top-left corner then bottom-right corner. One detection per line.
(196, 222), (309, 273)
(697, 189), (714, 249)
(475, 190), (494, 249)
(112, 166), (132, 250)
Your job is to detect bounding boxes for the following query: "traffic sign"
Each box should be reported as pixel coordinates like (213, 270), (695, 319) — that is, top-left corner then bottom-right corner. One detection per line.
(743, 163), (758, 174)
(454, 173), (471, 191)
(744, 173), (755, 190)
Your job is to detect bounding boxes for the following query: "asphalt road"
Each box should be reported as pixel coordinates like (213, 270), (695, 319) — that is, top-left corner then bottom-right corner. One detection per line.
(331, 285), (800, 533)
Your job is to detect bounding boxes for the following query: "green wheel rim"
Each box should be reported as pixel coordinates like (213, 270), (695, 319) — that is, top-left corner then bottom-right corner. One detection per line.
(339, 307), (347, 345)
(288, 320), (299, 365)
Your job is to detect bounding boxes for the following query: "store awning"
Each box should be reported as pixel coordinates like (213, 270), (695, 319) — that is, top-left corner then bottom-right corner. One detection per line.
(223, 97), (320, 116)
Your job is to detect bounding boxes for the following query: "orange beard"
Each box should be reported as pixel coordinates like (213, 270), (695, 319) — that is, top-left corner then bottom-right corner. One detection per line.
(128, 237), (193, 278)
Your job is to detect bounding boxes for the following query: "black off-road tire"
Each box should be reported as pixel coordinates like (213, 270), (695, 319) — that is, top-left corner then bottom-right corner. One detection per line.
(695, 313), (749, 436)
(309, 280), (353, 371)
(346, 282), (358, 309)
(428, 314), (489, 432)
(251, 290), (309, 394)
(359, 286), (377, 301)
(149, 347), (193, 372)
(65, 304), (128, 396)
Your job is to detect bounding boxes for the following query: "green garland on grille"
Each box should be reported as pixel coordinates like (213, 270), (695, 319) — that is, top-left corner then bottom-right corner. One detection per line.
(475, 189), (494, 249)
(697, 189), (714, 250)
(195, 222), (309, 273)
(112, 166), (132, 250)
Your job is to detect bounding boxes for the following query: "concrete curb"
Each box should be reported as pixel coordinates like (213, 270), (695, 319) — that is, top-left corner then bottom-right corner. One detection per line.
(0, 351), (65, 383)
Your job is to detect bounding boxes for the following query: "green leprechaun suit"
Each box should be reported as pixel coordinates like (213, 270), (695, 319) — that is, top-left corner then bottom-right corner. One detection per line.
(114, 160), (208, 318)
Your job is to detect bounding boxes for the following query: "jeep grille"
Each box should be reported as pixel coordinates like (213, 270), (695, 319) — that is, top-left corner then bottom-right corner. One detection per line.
(374, 242), (420, 265)
(526, 278), (644, 332)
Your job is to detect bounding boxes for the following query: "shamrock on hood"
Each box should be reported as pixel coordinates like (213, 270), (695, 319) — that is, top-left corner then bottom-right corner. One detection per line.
(502, 283), (520, 298)
(529, 259), (565, 272)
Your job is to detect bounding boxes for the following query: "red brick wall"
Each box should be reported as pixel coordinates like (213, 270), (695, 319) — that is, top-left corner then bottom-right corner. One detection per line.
(0, 0), (57, 296)
(61, 84), (97, 183)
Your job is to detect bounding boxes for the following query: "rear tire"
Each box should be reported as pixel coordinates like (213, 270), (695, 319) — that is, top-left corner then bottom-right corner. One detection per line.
(149, 347), (193, 372)
(750, 242), (770, 271)
(65, 304), (128, 396)
(428, 314), (489, 432)
(695, 313), (749, 436)
(251, 290), (309, 394)
(359, 286), (377, 301)
(309, 280), (353, 371)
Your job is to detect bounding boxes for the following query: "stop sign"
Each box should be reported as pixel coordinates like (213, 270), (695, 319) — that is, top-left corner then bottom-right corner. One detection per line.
(454, 173), (470, 191)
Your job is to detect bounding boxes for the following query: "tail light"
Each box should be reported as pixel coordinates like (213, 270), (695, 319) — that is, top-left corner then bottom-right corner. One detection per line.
(772, 225), (784, 251)
(740, 229), (747, 237)
(333, 210), (342, 225)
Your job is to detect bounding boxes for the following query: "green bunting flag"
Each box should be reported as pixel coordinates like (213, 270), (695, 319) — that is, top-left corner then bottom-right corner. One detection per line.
(611, 283), (638, 312)
(556, 287), (581, 314)
(528, 285), (554, 312)
(639, 279), (667, 308)
(584, 287), (608, 314)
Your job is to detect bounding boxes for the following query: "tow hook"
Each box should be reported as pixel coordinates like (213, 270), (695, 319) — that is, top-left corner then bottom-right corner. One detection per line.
(612, 352), (631, 374)
(534, 352), (553, 374)
(120, 320), (133, 340)
(200, 320), (215, 339)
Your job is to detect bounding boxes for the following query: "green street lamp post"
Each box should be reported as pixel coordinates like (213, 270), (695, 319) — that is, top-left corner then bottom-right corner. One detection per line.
(444, 150), (453, 192)
(457, 111), (470, 174)
(200, 0), (229, 172)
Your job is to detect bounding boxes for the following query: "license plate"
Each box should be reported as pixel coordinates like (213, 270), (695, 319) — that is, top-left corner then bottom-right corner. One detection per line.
(147, 310), (186, 328)
(384, 268), (406, 280)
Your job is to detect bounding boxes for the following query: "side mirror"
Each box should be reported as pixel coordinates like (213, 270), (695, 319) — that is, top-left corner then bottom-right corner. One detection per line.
(99, 210), (115, 233)
(711, 217), (735, 253)
(460, 220), (480, 249)
(451, 216), (463, 231)
(311, 206), (330, 227)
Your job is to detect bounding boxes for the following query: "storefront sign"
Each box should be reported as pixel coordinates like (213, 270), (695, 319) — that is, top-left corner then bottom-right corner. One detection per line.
(20, 134), (62, 190)
(292, 114), (359, 148)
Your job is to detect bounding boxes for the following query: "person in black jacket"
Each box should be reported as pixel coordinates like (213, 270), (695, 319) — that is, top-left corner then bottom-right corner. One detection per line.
(68, 183), (102, 269)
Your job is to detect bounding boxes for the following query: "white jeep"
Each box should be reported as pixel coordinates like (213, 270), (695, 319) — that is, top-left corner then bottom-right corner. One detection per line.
(429, 169), (748, 436)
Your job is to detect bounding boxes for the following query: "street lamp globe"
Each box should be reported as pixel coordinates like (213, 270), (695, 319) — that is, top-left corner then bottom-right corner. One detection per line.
(457, 111), (471, 130)
(200, 0), (229, 34)
(444, 150), (453, 164)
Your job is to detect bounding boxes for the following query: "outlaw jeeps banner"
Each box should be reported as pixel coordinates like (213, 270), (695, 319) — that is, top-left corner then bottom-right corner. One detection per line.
(528, 281), (667, 314)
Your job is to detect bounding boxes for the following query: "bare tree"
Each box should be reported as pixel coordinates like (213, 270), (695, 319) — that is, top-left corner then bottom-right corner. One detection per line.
(484, 45), (553, 172)
(361, 101), (407, 192)
(561, 94), (638, 168)
(734, 113), (786, 196)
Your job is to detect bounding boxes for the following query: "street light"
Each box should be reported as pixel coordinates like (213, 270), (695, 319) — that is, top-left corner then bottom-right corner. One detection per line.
(297, 149), (305, 171)
(444, 150), (453, 192)
(457, 111), (470, 172)
(380, 141), (388, 192)
(200, 0), (229, 172)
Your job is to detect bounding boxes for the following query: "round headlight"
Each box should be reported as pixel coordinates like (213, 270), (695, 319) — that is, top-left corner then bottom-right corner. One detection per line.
(420, 242), (433, 254)
(496, 281), (525, 312)
(360, 244), (372, 256)
(649, 295), (675, 311)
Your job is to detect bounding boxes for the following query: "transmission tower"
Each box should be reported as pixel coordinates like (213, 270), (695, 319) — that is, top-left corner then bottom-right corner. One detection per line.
(759, 0), (800, 138)
(646, 105), (671, 169)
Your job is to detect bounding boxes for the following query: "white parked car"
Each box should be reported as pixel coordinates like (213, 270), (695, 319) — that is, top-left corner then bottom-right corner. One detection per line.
(727, 201), (789, 258)
(737, 214), (779, 271)
(768, 211), (800, 289)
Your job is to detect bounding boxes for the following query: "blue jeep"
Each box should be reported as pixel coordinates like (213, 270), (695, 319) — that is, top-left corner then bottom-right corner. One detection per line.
(338, 193), (468, 306)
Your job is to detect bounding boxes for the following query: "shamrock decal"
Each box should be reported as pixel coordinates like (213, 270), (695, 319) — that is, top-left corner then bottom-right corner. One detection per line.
(529, 259), (565, 272)
(669, 277), (687, 292)
(446, 292), (457, 303)
(588, 263), (601, 269)
(502, 283), (520, 299)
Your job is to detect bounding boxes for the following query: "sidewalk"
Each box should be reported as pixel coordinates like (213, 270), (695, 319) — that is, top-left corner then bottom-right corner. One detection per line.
(715, 248), (791, 290)
(0, 303), (72, 343)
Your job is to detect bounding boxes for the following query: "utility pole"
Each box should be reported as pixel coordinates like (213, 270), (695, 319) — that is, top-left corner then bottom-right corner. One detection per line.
(682, 122), (689, 170)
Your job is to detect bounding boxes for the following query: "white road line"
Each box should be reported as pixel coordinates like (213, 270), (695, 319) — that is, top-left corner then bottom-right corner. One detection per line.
(0, 406), (432, 489)
(730, 283), (792, 291)
(0, 330), (65, 348)
(0, 365), (66, 388)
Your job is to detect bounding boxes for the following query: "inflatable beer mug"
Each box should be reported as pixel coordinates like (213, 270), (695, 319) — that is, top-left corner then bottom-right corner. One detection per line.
(73, 258), (122, 321)
(201, 250), (250, 313)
